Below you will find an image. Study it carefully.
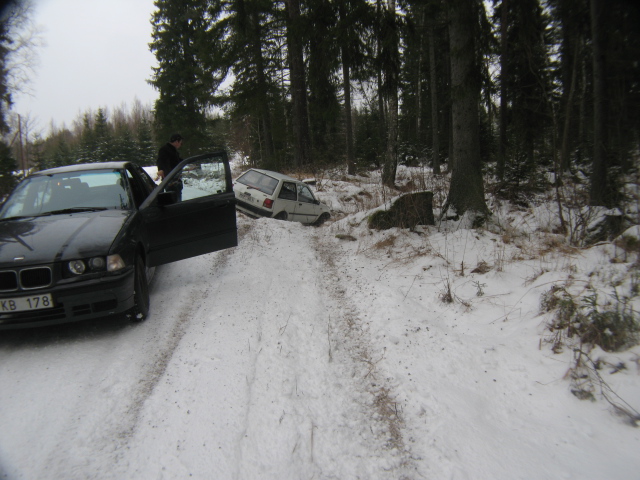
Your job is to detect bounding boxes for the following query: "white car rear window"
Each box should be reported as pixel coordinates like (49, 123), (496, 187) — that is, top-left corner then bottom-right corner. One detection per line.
(237, 170), (279, 195)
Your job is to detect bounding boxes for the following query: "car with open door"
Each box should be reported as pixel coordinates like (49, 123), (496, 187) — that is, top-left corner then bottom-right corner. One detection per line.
(0, 151), (237, 329)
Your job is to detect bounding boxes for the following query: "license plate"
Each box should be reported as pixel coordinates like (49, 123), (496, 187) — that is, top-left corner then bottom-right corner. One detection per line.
(0, 293), (54, 312)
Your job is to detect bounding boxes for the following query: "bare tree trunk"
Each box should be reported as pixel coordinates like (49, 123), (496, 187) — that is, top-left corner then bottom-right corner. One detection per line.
(339, 3), (355, 175)
(375, 0), (386, 168)
(378, 69), (386, 161)
(428, 21), (440, 174)
(442, 0), (489, 219)
(589, 0), (607, 206)
(285, 0), (311, 167)
(251, 11), (274, 162)
(560, 42), (580, 174)
(497, 0), (508, 182)
(416, 6), (425, 140)
(343, 58), (355, 175)
(382, 0), (398, 187)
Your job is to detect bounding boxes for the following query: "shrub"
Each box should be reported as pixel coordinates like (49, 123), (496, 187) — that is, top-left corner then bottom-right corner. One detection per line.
(543, 286), (640, 353)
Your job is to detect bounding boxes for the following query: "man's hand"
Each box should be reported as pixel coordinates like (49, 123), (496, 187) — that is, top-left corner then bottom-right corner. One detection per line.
(156, 170), (165, 181)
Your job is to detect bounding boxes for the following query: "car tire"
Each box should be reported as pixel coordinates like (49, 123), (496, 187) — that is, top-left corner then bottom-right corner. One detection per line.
(128, 255), (150, 322)
(274, 211), (288, 220)
(314, 213), (330, 226)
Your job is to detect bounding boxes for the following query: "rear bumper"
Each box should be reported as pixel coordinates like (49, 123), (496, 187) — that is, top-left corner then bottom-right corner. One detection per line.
(235, 199), (274, 219)
(0, 269), (135, 329)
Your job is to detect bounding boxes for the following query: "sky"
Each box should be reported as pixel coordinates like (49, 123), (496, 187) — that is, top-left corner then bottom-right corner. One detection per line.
(0, 161), (639, 479)
(11, 0), (158, 133)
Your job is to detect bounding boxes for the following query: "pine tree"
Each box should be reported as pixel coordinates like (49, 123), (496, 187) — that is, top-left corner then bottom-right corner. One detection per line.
(50, 134), (74, 168)
(113, 129), (139, 163)
(150, 0), (223, 155)
(94, 108), (114, 163)
(77, 113), (96, 163)
(136, 117), (157, 166)
(225, 0), (280, 167)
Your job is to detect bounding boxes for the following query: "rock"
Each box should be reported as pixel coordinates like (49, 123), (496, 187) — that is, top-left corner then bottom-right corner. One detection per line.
(368, 191), (435, 230)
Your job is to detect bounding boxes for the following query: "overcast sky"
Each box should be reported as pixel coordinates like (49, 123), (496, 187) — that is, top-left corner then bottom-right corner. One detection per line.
(12, 0), (158, 134)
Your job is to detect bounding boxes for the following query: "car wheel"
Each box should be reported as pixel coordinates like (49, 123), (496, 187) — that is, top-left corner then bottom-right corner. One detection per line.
(128, 255), (150, 322)
(314, 213), (330, 226)
(274, 211), (288, 220)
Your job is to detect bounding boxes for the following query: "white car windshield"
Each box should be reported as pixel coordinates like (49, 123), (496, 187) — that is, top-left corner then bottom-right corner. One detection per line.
(0, 170), (131, 219)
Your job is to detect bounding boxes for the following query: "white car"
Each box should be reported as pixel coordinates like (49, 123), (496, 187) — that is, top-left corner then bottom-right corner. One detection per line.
(233, 169), (331, 225)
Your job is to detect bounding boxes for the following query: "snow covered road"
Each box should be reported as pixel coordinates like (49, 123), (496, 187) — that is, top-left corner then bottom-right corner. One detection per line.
(0, 215), (412, 479)
(2, 211), (639, 480)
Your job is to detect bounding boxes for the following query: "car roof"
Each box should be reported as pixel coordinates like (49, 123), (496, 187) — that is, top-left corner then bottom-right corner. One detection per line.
(249, 168), (300, 183)
(32, 162), (135, 176)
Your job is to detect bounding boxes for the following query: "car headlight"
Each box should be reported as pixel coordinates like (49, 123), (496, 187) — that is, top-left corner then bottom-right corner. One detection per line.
(106, 254), (126, 272)
(65, 256), (112, 276)
(89, 257), (106, 270)
(67, 259), (86, 275)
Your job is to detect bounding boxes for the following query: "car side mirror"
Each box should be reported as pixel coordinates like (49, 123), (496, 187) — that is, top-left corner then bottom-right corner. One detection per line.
(157, 191), (177, 206)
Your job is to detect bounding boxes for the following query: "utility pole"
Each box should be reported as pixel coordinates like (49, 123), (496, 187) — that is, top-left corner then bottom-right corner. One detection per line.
(18, 114), (26, 177)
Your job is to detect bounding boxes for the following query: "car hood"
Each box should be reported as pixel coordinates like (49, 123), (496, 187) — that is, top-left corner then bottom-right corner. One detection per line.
(0, 210), (133, 267)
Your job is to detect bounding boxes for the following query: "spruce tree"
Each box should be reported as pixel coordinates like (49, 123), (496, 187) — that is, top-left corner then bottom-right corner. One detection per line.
(150, 0), (223, 156)
(225, 0), (279, 167)
(136, 117), (157, 166)
(94, 108), (114, 163)
(50, 135), (74, 168)
(77, 113), (96, 163)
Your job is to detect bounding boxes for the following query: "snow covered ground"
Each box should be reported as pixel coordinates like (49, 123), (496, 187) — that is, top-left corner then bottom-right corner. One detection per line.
(0, 165), (638, 479)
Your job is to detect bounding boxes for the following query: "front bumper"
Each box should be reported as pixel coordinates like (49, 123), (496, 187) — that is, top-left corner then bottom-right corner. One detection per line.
(0, 269), (135, 329)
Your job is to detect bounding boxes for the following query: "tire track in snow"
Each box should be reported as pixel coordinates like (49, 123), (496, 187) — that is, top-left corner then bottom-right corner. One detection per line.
(313, 229), (418, 478)
(34, 247), (237, 479)
(227, 216), (418, 478)
(126, 245), (237, 432)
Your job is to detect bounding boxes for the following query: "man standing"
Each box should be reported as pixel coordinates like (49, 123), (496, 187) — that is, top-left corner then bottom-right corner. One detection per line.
(156, 133), (184, 201)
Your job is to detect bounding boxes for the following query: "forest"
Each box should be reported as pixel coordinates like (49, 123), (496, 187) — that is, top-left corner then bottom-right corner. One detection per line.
(1, 0), (639, 220)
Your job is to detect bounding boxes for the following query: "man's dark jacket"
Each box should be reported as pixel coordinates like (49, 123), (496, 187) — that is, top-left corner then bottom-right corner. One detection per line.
(156, 142), (182, 176)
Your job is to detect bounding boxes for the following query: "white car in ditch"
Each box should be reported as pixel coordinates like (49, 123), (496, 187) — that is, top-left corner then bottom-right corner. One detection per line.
(233, 169), (331, 225)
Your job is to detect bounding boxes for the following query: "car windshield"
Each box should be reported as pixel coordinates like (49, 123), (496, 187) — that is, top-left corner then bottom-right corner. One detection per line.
(236, 170), (279, 195)
(0, 169), (131, 219)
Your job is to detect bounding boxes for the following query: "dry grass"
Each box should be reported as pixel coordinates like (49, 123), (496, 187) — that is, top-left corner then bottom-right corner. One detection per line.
(471, 261), (491, 274)
(373, 235), (397, 250)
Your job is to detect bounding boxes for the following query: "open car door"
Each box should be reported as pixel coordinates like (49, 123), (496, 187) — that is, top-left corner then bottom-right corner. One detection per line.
(140, 151), (238, 267)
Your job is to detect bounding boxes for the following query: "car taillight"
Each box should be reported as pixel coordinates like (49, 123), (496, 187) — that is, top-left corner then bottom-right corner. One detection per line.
(263, 198), (274, 209)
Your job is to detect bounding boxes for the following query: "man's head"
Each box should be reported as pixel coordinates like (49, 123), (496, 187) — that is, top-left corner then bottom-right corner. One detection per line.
(169, 134), (183, 148)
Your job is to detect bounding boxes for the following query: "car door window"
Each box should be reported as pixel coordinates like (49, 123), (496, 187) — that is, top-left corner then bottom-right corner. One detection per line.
(278, 182), (297, 201)
(297, 184), (315, 204)
(126, 168), (150, 208)
(169, 156), (230, 201)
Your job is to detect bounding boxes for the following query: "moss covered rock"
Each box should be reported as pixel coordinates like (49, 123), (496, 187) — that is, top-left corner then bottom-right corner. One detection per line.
(368, 191), (435, 230)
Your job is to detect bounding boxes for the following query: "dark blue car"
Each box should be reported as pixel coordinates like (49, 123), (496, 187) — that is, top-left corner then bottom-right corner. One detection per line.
(0, 152), (237, 329)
